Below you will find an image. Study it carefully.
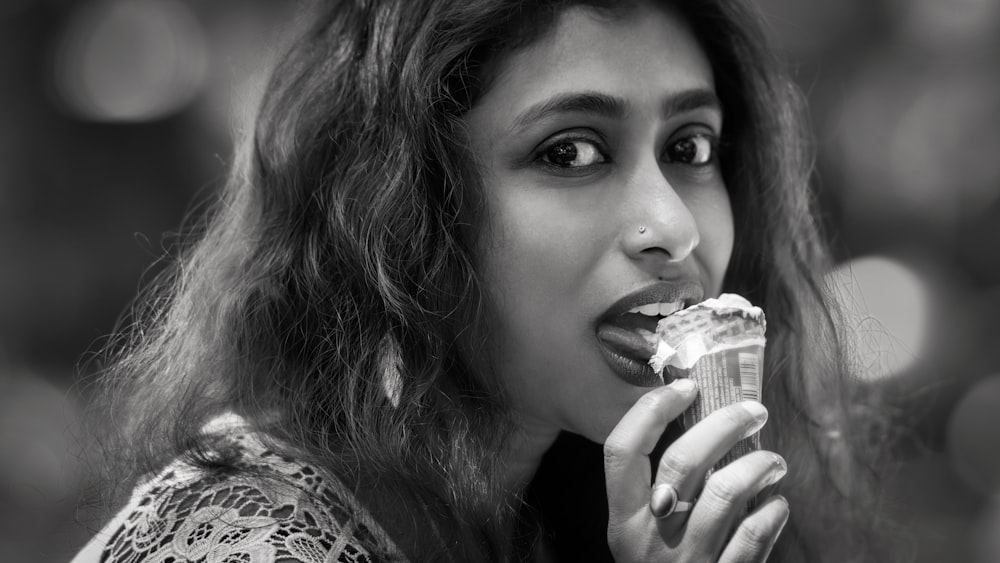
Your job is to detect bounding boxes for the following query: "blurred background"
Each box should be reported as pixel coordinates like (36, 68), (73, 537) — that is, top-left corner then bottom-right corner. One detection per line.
(1, 0), (998, 561)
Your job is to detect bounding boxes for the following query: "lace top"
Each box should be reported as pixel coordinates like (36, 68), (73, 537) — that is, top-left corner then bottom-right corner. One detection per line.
(98, 414), (408, 563)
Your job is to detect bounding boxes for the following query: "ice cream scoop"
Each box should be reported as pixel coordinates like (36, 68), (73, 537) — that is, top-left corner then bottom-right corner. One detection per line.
(648, 293), (765, 379)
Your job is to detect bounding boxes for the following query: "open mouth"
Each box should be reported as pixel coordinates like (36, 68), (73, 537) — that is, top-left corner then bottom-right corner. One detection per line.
(594, 279), (703, 386)
(594, 281), (703, 385)
(597, 300), (686, 363)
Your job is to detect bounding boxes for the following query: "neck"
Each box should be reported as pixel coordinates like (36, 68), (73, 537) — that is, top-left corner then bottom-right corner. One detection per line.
(504, 415), (560, 491)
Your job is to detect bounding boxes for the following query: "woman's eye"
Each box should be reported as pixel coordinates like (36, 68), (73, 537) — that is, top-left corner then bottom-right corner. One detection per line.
(664, 133), (715, 165)
(541, 139), (606, 168)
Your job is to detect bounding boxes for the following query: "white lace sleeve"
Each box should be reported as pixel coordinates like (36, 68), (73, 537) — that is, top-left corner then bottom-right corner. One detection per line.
(97, 416), (407, 563)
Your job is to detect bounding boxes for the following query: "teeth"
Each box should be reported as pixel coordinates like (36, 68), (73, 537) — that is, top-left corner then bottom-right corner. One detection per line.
(638, 303), (659, 316)
(627, 301), (682, 317)
(659, 302), (682, 316)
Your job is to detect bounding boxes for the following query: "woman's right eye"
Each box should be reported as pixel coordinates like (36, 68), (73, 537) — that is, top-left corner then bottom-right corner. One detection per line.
(539, 139), (606, 169)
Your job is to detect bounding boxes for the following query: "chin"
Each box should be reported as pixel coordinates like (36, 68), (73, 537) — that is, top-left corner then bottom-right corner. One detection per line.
(576, 383), (651, 444)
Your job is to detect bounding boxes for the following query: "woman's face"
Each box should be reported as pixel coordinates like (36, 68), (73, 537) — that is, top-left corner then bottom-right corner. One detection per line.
(465, 2), (733, 443)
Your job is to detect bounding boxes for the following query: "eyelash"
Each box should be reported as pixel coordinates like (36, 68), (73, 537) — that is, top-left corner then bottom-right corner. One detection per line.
(533, 129), (720, 175)
(663, 132), (718, 166)
(535, 133), (608, 173)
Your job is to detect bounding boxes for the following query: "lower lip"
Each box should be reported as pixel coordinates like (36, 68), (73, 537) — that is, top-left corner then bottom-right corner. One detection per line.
(596, 331), (663, 387)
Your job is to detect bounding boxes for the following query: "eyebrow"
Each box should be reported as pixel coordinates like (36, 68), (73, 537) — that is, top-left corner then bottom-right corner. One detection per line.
(509, 88), (722, 134)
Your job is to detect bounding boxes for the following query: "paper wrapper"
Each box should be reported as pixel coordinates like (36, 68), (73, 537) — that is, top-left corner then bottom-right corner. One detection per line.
(647, 294), (766, 473)
(679, 342), (764, 471)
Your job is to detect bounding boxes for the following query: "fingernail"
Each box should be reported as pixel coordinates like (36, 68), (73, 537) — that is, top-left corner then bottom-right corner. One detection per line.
(741, 401), (768, 438)
(767, 454), (787, 485)
(671, 378), (696, 393)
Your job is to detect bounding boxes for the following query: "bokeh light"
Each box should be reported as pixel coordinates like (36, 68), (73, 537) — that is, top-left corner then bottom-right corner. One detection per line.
(889, 0), (1000, 50)
(1, 0), (997, 560)
(828, 255), (932, 380)
(832, 61), (1000, 237)
(52, 0), (208, 122)
(0, 370), (83, 562)
(888, 74), (1000, 216)
(0, 373), (78, 501)
(948, 374), (1000, 497)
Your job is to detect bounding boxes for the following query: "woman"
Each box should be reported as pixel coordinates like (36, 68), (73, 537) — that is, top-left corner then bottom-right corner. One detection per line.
(76, 0), (895, 561)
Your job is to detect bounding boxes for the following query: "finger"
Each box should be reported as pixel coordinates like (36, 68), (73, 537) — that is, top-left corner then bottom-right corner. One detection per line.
(650, 402), (768, 540)
(717, 495), (790, 563)
(679, 450), (787, 555)
(654, 400), (768, 493)
(604, 379), (698, 521)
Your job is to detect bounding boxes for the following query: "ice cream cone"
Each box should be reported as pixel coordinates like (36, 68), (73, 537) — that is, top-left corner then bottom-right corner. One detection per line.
(647, 294), (766, 471)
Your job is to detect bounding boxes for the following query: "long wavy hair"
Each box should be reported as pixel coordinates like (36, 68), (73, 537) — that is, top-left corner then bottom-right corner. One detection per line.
(88, 0), (897, 561)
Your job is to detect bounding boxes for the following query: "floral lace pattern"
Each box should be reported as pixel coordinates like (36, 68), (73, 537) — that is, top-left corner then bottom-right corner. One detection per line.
(100, 414), (406, 563)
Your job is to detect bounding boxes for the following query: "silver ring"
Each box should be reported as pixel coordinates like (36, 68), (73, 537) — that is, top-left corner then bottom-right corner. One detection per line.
(650, 483), (696, 519)
(638, 225), (647, 234)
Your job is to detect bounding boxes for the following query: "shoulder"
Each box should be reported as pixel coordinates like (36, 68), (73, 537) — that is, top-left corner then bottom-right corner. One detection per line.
(80, 414), (405, 563)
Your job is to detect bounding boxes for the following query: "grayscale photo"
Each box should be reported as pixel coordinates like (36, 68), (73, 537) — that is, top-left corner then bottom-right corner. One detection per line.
(1, 0), (999, 561)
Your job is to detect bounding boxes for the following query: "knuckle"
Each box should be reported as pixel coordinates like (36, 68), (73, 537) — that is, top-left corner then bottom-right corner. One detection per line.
(634, 391), (664, 412)
(660, 447), (698, 475)
(602, 439), (630, 469)
(607, 525), (655, 562)
(702, 472), (745, 510)
(720, 404), (751, 427)
(662, 383), (688, 402)
(733, 518), (774, 552)
(606, 524), (636, 560)
(606, 523), (626, 547)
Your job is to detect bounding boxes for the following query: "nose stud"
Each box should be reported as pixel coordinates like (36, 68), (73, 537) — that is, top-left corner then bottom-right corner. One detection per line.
(638, 226), (647, 234)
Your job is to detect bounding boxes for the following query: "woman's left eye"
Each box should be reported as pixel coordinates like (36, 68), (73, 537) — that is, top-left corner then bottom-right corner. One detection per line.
(539, 139), (606, 168)
(664, 133), (715, 165)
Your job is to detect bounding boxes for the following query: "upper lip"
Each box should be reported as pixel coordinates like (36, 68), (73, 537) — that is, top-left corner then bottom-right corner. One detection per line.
(598, 280), (705, 324)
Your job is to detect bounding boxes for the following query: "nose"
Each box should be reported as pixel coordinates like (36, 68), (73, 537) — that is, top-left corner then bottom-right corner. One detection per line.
(621, 162), (700, 266)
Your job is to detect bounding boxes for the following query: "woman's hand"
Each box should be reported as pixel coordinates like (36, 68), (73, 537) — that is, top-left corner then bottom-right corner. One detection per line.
(604, 379), (789, 562)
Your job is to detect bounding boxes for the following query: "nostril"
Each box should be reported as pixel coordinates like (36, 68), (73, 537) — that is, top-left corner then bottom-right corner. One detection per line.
(641, 246), (674, 259)
(623, 217), (699, 263)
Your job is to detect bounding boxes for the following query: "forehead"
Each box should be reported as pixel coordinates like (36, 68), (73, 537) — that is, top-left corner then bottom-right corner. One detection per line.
(472, 3), (715, 125)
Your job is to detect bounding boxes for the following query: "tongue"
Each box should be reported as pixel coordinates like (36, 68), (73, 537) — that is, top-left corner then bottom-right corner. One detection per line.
(615, 312), (661, 332)
(597, 323), (657, 362)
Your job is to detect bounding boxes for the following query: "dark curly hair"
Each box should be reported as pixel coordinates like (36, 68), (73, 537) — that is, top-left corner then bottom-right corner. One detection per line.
(88, 0), (897, 560)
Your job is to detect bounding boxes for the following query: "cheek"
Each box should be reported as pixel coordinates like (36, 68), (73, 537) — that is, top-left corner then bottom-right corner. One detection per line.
(693, 186), (735, 279)
(475, 179), (606, 395)
(479, 181), (604, 303)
